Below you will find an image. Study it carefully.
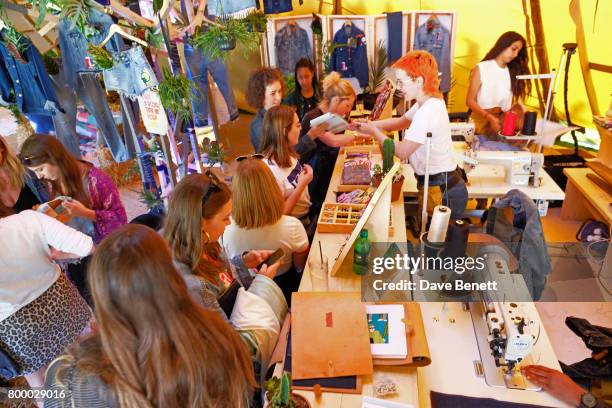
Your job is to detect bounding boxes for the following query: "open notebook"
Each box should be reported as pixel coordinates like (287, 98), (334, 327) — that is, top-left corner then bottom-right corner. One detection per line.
(366, 304), (408, 359)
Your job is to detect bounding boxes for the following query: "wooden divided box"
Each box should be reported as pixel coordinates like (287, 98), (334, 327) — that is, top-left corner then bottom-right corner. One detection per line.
(317, 202), (394, 236)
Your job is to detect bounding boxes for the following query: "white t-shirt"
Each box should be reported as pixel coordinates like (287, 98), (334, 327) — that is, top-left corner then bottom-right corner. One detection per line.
(265, 156), (311, 219)
(402, 98), (456, 176)
(0, 211), (93, 322)
(222, 215), (308, 276)
(476, 59), (513, 111)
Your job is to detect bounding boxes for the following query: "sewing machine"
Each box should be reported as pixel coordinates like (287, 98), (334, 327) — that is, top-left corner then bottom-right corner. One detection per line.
(450, 121), (476, 144)
(462, 150), (545, 187)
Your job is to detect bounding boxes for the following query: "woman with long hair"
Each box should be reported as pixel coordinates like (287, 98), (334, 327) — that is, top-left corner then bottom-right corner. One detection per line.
(19, 134), (127, 243)
(0, 210), (92, 388)
(163, 173), (288, 383)
(283, 58), (320, 121)
(259, 105), (313, 221)
(466, 31), (531, 136)
(19, 134), (127, 304)
(353, 51), (468, 220)
(0, 136), (48, 213)
(224, 157), (309, 301)
(246, 67), (284, 153)
(44, 224), (256, 407)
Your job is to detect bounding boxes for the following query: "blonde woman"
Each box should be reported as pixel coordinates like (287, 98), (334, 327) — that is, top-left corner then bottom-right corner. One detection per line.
(260, 105), (313, 222)
(163, 173), (288, 385)
(0, 136), (47, 213)
(44, 225), (255, 407)
(223, 157), (309, 301)
(295, 71), (360, 209)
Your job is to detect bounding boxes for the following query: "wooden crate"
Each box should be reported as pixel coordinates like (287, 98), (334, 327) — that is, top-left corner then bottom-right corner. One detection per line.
(317, 202), (394, 237)
(339, 148), (373, 191)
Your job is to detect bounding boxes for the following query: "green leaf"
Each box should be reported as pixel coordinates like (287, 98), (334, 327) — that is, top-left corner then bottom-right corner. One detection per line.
(368, 40), (388, 93)
(191, 18), (259, 61)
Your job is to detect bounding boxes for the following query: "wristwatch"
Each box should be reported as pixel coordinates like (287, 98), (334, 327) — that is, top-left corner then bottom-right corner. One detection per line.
(578, 392), (598, 408)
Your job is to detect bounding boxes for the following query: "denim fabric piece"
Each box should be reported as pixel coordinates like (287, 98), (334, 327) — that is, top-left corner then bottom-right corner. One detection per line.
(486, 189), (552, 300)
(263, 0), (292, 13)
(275, 24), (312, 75)
(58, 9), (121, 90)
(183, 42), (238, 127)
(207, 0), (256, 16)
(413, 21), (451, 92)
(385, 12), (403, 63)
(250, 108), (265, 152)
(103, 46), (158, 100)
(50, 74), (82, 158)
(329, 24), (369, 87)
(0, 38), (63, 116)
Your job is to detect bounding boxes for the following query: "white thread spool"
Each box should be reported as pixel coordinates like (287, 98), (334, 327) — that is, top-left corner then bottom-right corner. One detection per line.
(427, 205), (451, 243)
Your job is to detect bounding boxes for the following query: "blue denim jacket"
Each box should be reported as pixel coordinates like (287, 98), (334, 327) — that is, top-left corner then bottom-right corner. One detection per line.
(413, 21), (451, 92)
(58, 9), (122, 90)
(329, 24), (368, 87)
(207, 0), (255, 16)
(0, 37), (63, 115)
(275, 24), (312, 75)
(263, 0), (292, 14)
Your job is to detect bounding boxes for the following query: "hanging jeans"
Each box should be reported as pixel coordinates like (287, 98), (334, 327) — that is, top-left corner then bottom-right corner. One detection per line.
(49, 74), (82, 158)
(183, 42), (239, 127)
(59, 73), (130, 162)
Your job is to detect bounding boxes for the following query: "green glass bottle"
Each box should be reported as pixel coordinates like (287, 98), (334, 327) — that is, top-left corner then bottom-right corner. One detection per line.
(353, 229), (371, 275)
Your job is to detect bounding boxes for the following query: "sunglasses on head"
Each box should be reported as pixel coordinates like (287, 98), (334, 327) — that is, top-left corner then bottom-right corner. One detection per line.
(236, 154), (264, 162)
(202, 169), (222, 205)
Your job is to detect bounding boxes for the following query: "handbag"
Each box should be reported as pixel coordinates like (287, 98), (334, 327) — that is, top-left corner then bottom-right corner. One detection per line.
(218, 280), (241, 319)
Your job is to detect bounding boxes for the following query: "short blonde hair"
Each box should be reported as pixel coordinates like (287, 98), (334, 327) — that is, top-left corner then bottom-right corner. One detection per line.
(320, 71), (356, 110)
(232, 159), (284, 229)
(259, 105), (296, 169)
(0, 136), (25, 190)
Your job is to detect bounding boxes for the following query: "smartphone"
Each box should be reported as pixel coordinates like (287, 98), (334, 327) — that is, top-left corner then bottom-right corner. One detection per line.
(256, 248), (285, 270)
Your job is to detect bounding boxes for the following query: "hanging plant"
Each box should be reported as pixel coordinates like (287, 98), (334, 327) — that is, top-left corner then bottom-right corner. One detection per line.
(158, 68), (197, 123)
(191, 18), (259, 61)
(87, 44), (114, 69)
(242, 10), (268, 33)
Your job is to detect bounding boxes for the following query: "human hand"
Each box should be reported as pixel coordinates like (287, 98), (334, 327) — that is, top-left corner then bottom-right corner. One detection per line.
(256, 258), (284, 279)
(488, 114), (501, 133)
(299, 164), (314, 185)
(350, 120), (379, 136)
(521, 365), (585, 407)
(308, 123), (328, 139)
(62, 199), (93, 220)
(242, 250), (275, 269)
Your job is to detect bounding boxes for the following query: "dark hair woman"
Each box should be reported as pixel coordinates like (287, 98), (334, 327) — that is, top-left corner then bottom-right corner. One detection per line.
(282, 58), (320, 121)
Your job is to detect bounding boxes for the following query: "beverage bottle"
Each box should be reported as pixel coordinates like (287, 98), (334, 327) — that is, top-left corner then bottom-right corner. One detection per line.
(353, 229), (371, 275)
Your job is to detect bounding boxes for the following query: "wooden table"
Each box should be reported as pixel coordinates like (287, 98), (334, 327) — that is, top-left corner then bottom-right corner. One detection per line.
(561, 167), (612, 224)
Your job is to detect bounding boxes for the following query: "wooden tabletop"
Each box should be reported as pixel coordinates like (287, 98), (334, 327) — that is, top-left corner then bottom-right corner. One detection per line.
(563, 167), (612, 224)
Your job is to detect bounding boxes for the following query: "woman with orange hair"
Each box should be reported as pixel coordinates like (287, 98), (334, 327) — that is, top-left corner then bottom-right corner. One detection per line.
(354, 51), (468, 219)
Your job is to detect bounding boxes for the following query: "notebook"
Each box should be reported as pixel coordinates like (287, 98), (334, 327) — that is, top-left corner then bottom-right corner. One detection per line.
(366, 304), (408, 359)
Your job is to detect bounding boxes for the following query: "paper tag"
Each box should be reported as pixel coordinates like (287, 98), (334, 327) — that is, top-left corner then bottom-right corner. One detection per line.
(137, 90), (169, 135)
(536, 199), (549, 217)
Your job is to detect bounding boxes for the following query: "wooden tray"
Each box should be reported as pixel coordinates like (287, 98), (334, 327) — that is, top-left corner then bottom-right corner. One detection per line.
(317, 202), (393, 236)
(340, 148), (372, 189)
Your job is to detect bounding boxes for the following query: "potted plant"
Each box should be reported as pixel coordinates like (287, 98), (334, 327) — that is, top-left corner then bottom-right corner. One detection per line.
(158, 68), (196, 123)
(371, 139), (404, 201)
(361, 41), (401, 111)
(191, 18), (259, 61)
(242, 10), (268, 33)
(200, 138), (227, 169)
(264, 372), (310, 408)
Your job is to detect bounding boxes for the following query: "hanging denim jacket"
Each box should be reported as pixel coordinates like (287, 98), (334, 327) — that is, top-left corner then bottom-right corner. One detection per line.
(207, 0), (256, 16)
(263, 0), (293, 14)
(329, 24), (368, 87)
(486, 189), (552, 300)
(275, 24), (312, 75)
(413, 20), (451, 92)
(0, 37), (63, 116)
(58, 9), (122, 90)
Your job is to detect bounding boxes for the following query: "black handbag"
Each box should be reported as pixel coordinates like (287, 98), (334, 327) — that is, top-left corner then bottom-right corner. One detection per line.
(217, 280), (241, 319)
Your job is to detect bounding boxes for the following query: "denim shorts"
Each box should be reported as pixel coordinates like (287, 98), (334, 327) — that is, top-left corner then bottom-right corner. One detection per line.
(103, 46), (158, 99)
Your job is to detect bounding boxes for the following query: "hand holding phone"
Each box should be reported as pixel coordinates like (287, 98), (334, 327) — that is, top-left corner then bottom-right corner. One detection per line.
(256, 248), (285, 271)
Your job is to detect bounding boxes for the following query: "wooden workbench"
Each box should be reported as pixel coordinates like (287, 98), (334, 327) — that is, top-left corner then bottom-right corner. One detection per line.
(561, 167), (612, 225)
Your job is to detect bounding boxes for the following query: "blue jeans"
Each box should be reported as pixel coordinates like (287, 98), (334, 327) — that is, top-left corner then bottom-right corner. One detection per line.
(183, 43), (238, 127)
(103, 46), (158, 100)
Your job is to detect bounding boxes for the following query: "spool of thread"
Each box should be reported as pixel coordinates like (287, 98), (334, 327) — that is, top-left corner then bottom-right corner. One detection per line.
(522, 111), (537, 135)
(427, 205), (451, 243)
(502, 111), (518, 136)
(443, 219), (470, 259)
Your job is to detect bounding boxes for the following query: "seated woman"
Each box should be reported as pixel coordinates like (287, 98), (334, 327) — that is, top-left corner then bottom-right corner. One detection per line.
(282, 58), (320, 121)
(0, 208), (92, 388)
(0, 136), (47, 213)
(354, 51), (468, 220)
(223, 157), (309, 301)
(163, 173), (288, 383)
(466, 31), (531, 137)
(246, 67), (283, 153)
(260, 105), (313, 222)
(296, 71), (360, 212)
(44, 224), (255, 407)
(19, 134), (127, 304)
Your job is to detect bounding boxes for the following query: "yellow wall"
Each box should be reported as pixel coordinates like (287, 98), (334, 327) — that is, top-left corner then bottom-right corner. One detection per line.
(272, 0), (612, 131)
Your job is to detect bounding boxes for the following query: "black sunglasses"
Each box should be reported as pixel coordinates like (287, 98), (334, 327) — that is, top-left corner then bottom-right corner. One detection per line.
(202, 169), (222, 205)
(236, 154), (264, 162)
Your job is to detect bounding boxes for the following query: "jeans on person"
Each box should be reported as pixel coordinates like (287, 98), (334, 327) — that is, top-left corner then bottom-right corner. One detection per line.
(183, 42), (238, 127)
